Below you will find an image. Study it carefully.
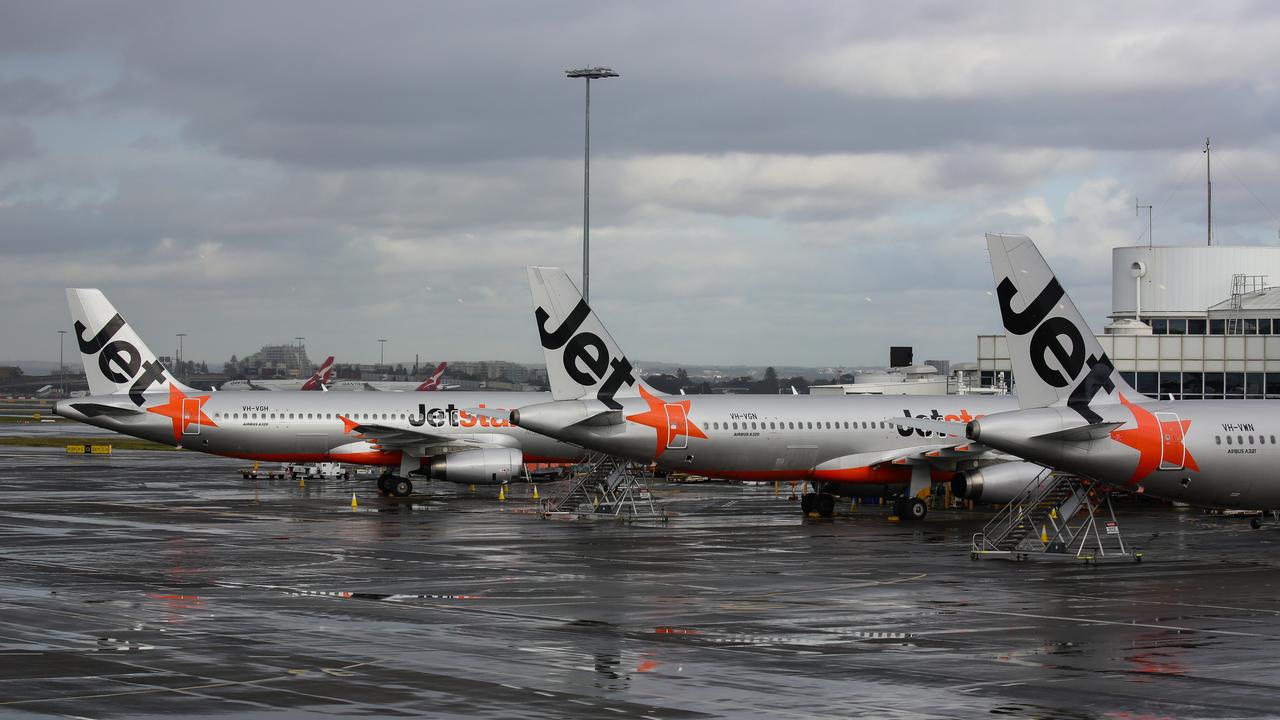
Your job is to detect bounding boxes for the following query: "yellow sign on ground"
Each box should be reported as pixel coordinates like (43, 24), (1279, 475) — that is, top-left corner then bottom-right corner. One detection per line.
(66, 444), (86, 454)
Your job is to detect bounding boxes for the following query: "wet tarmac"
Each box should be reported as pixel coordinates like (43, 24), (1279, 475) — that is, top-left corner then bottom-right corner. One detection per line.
(2, 447), (1280, 718)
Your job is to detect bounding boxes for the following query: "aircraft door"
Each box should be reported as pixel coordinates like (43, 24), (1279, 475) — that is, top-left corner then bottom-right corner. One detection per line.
(664, 403), (689, 450)
(1155, 411), (1185, 470)
(181, 398), (201, 436)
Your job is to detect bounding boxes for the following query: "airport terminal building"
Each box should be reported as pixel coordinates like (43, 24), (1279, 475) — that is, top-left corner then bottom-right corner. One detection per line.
(978, 244), (1280, 399)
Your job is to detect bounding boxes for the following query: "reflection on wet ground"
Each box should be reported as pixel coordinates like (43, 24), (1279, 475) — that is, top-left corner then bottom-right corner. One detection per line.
(1, 446), (1279, 718)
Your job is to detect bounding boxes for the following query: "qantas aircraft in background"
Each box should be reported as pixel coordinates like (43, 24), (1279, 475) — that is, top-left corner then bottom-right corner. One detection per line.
(220, 356), (335, 392)
(327, 362), (458, 392)
(54, 290), (584, 497)
(503, 267), (1026, 520)
(897, 234), (1280, 522)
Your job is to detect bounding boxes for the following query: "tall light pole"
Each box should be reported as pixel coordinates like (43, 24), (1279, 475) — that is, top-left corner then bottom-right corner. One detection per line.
(565, 66), (619, 303)
(176, 333), (186, 380)
(378, 339), (387, 371)
(57, 330), (67, 397)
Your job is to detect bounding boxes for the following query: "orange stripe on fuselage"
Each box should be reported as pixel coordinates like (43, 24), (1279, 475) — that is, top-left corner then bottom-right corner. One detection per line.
(687, 466), (956, 485)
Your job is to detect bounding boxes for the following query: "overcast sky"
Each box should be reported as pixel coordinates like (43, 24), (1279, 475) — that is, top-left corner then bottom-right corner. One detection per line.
(4, 1), (1280, 369)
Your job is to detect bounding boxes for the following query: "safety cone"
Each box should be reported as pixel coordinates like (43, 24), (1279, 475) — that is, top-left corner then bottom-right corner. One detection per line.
(532, 485), (540, 500)
(1040, 525), (1049, 544)
(351, 493), (358, 510)
(774, 481), (779, 498)
(1050, 507), (1058, 520)
(252, 461), (260, 472)
(468, 484), (476, 493)
(299, 477), (305, 488)
(498, 485), (507, 502)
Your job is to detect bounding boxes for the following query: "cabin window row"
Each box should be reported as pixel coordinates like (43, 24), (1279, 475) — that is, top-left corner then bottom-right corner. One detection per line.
(701, 420), (893, 431)
(1215, 434), (1276, 445)
(212, 412), (407, 421)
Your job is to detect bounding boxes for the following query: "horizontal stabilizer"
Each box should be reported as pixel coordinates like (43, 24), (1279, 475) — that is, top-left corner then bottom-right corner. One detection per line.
(572, 409), (624, 427)
(1031, 422), (1124, 442)
(888, 416), (968, 438)
(69, 402), (146, 418)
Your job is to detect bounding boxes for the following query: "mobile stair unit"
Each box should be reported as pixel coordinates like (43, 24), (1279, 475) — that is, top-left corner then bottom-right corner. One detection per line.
(541, 453), (663, 521)
(970, 468), (1135, 562)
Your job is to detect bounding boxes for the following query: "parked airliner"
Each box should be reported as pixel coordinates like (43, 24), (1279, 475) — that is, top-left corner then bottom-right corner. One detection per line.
(505, 267), (1026, 519)
(54, 290), (584, 497)
(898, 234), (1280, 523)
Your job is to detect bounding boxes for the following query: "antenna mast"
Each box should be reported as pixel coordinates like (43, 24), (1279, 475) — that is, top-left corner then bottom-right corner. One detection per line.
(1204, 137), (1212, 246)
(1136, 198), (1153, 247)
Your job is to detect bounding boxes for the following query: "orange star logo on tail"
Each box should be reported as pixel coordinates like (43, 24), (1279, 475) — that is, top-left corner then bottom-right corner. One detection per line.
(146, 385), (217, 443)
(625, 386), (708, 457)
(1109, 393), (1198, 485)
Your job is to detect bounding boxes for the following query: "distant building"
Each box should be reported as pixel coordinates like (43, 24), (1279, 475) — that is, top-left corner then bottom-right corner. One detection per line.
(231, 344), (312, 379)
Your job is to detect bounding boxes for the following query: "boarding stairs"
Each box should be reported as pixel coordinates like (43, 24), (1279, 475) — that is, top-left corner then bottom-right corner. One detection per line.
(971, 468), (1133, 562)
(541, 453), (661, 520)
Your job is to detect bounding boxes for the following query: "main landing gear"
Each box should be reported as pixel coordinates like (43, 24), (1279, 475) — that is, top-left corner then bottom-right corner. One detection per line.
(377, 473), (413, 498)
(893, 496), (928, 522)
(801, 492), (837, 518)
(799, 486), (928, 521)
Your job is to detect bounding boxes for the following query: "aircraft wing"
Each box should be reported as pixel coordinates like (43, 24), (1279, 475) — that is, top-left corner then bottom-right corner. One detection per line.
(880, 441), (1013, 465)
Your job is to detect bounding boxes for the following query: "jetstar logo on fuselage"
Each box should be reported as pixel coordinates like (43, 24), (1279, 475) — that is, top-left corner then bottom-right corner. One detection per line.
(387, 403), (510, 429)
(896, 408), (979, 438)
(75, 312), (170, 405)
(536, 298), (637, 410)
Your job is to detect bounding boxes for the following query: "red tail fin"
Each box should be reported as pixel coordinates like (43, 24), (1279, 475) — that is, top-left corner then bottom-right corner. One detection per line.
(415, 362), (447, 391)
(301, 356), (335, 391)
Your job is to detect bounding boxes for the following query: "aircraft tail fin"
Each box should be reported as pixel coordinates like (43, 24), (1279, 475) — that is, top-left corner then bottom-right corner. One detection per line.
(300, 356), (335, 391)
(65, 289), (195, 400)
(415, 362), (448, 391)
(527, 266), (657, 407)
(986, 234), (1143, 421)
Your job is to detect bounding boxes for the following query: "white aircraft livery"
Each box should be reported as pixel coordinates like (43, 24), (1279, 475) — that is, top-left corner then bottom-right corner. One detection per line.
(505, 267), (1024, 519)
(899, 234), (1280, 517)
(54, 289), (584, 497)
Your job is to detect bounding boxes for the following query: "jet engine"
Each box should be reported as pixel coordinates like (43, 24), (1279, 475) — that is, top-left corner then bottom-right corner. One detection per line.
(426, 447), (523, 485)
(950, 461), (1049, 504)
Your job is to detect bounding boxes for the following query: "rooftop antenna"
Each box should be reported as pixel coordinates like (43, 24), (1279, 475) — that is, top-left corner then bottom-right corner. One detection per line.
(1136, 198), (1153, 248)
(1204, 137), (1213, 246)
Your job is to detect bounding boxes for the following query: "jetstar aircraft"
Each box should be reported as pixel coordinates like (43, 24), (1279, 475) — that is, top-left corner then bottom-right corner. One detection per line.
(897, 234), (1280, 522)
(220, 356), (335, 392)
(327, 362), (458, 392)
(54, 290), (584, 497)
(504, 267), (1026, 520)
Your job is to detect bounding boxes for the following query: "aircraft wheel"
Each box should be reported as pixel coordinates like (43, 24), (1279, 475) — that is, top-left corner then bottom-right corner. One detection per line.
(901, 497), (928, 521)
(817, 493), (836, 518)
(1251, 516), (1264, 530)
(800, 493), (817, 515)
(391, 477), (413, 498)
